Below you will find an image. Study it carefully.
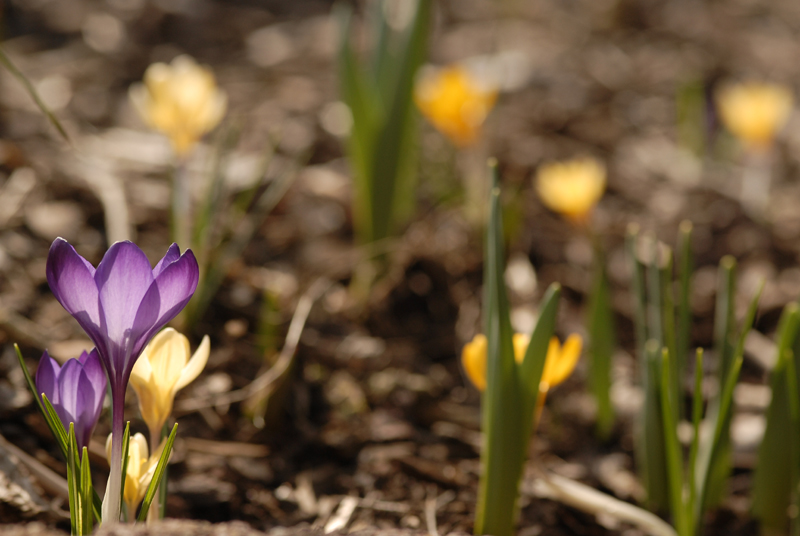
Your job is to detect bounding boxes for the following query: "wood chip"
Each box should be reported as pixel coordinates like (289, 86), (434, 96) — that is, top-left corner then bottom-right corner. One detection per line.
(184, 438), (269, 458)
(324, 496), (359, 533)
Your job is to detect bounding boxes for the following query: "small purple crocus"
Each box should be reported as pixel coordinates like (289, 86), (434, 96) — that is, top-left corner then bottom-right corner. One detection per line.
(46, 238), (199, 523)
(35, 349), (107, 452)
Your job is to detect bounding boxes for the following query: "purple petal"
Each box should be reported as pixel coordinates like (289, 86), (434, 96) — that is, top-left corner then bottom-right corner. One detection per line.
(152, 244), (182, 278)
(83, 349), (107, 430)
(94, 242), (155, 360)
(34, 351), (61, 405)
(81, 349), (107, 396)
(152, 248), (199, 322)
(46, 239), (102, 343)
(73, 369), (97, 451)
(57, 359), (85, 422)
(131, 249), (199, 359)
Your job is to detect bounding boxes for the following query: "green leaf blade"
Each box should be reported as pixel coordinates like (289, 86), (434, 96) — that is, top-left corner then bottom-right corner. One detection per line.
(752, 303), (800, 532)
(475, 161), (522, 536)
(67, 425), (79, 535)
(138, 423), (179, 522)
(80, 447), (93, 534)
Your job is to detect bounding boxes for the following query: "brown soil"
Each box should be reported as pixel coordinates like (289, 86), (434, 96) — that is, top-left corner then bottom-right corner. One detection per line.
(0, 0), (797, 535)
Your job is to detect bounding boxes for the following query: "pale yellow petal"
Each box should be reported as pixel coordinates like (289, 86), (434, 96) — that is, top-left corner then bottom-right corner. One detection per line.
(105, 433), (113, 464)
(536, 158), (606, 223)
(716, 82), (793, 149)
(174, 335), (210, 391)
(148, 328), (191, 392)
(124, 434), (147, 506)
(131, 55), (225, 156)
(132, 433), (149, 463)
(137, 441), (165, 505)
(131, 375), (166, 435)
(462, 334), (487, 391)
(130, 345), (154, 388)
(143, 62), (171, 93)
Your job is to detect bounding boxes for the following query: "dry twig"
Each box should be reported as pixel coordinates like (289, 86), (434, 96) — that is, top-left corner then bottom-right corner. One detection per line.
(176, 278), (332, 413)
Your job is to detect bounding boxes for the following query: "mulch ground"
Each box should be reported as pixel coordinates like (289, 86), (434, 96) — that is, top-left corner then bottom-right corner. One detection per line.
(1, 0), (799, 534)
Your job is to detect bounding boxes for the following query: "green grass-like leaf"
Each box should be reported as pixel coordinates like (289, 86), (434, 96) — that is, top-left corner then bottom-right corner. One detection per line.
(67, 425), (78, 535)
(120, 422), (131, 519)
(657, 345), (688, 536)
(687, 348), (704, 524)
(640, 239), (669, 512)
(475, 161), (520, 536)
(473, 161), (562, 536)
(138, 423), (179, 522)
(752, 303), (800, 532)
(713, 257), (736, 386)
(336, 0), (430, 245)
(80, 446), (93, 534)
(676, 221), (693, 402)
(695, 277), (761, 523)
(660, 248), (680, 426)
(587, 242), (615, 438)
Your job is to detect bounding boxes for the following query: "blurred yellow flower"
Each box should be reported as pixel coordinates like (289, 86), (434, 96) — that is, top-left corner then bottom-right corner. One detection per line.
(106, 432), (163, 517)
(461, 332), (582, 393)
(130, 328), (210, 439)
(130, 55), (227, 157)
(540, 334), (582, 391)
(536, 157), (606, 224)
(462, 333), (488, 391)
(414, 65), (498, 147)
(716, 82), (793, 151)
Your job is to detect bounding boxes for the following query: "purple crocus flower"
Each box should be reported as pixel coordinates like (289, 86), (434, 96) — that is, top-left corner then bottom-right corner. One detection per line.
(46, 238), (199, 396)
(46, 237), (199, 522)
(35, 349), (107, 452)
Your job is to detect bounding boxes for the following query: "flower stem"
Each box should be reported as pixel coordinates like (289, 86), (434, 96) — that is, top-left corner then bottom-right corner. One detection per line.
(740, 149), (773, 219)
(102, 387), (126, 524)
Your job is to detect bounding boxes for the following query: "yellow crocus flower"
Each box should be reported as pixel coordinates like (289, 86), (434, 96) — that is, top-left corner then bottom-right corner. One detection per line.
(716, 81), (793, 151)
(462, 333), (488, 391)
(414, 65), (498, 147)
(106, 432), (162, 518)
(130, 328), (210, 440)
(461, 333), (582, 393)
(536, 157), (606, 225)
(129, 55), (227, 157)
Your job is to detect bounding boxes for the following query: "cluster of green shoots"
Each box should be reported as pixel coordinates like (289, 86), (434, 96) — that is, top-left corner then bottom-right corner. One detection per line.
(477, 162), (800, 536)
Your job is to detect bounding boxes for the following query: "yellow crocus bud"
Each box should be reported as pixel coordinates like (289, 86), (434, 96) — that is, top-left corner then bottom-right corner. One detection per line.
(716, 81), (793, 151)
(106, 432), (162, 518)
(536, 157), (606, 225)
(414, 65), (498, 147)
(461, 333), (582, 392)
(130, 329), (210, 439)
(129, 55), (227, 157)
